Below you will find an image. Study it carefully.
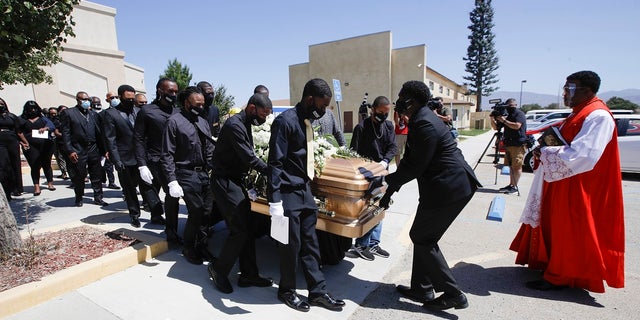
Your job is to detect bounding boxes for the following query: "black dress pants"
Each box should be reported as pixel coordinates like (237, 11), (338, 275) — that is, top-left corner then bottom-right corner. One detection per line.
(409, 193), (474, 296)
(141, 161), (178, 234)
(277, 188), (326, 295)
(211, 176), (259, 278)
(176, 168), (212, 248)
(117, 165), (141, 218)
(68, 144), (104, 202)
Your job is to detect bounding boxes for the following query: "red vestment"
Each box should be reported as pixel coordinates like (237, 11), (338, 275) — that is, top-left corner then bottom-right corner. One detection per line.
(510, 97), (625, 293)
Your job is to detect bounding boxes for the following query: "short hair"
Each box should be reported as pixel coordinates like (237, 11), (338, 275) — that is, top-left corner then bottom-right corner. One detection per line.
(196, 81), (212, 91)
(118, 84), (136, 96)
(75, 91), (88, 99)
(57, 105), (67, 112)
(302, 78), (332, 100)
(505, 98), (517, 105)
(135, 93), (146, 99)
(372, 96), (391, 109)
(156, 77), (176, 90)
(178, 86), (203, 106)
(399, 80), (431, 105)
(247, 93), (273, 110)
(254, 85), (269, 94)
(567, 70), (601, 93)
(0, 97), (7, 108)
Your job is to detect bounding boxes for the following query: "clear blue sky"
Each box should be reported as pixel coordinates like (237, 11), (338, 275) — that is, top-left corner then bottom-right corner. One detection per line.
(92, 0), (640, 107)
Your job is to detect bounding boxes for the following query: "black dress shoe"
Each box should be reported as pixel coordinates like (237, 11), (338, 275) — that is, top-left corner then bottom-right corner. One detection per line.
(207, 264), (233, 294)
(166, 230), (184, 245)
(93, 198), (109, 206)
(74, 201), (83, 207)
(197, 245), (216, 263)
(107, 183), (121, 190)
(308, 292), (345, 311)
(423, 293), (468, 310)
(396, 284), (435, 303)
(238, 275), (273, 288)
(130, 217), (141, 228)
(182, 248), (203, 265)
(525, 279), (565, 291)
(278, 290), (310, 312)
(150, 216), (166, 225)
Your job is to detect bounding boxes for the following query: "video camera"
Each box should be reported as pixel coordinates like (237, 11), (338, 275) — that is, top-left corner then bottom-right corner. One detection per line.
(427, 98), (443, 110)
(489, 99), (509, 118)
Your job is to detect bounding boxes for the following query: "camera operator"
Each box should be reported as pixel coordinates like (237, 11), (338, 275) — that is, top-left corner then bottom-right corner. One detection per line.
(490, 98), (527, 194)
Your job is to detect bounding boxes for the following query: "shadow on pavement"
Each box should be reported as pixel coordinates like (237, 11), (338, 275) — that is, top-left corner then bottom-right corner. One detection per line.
(452, 262), (603, 307)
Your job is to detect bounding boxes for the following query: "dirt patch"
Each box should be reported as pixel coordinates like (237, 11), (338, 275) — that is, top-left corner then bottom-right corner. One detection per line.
(0, 226), (138, 292)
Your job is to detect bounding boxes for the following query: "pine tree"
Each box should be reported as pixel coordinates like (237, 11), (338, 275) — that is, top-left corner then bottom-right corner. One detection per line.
(463, 0), (500, 112)
(160, 58), (193, 93)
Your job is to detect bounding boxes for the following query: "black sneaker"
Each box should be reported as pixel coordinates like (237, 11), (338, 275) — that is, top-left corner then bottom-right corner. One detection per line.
(503, 186), (519, 194)
(368, 244), (390, 258)
(498, 184), (512, 192)
(350, 245), (374, 261)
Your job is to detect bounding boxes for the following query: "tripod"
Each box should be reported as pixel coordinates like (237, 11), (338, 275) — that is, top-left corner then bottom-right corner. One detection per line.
(473, 130), (503, 184)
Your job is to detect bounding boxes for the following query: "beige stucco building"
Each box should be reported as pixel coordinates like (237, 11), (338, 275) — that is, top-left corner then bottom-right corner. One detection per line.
(1, 1), (144, 111)
(289, 31), (476, 132)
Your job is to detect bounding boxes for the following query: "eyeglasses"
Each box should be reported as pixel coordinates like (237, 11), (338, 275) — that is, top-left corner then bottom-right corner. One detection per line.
(563, 85), (587, 92)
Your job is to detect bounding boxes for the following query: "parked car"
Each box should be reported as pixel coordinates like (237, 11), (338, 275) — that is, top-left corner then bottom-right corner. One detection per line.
(522, 113), (640, 173)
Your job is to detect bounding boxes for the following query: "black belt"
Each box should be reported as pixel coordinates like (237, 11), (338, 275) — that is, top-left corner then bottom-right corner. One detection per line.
(176, 164), (206, 172)
(280, 184), (307, 192)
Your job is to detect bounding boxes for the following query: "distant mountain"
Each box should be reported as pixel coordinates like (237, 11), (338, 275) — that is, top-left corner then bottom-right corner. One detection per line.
(485, 89), (640, 109)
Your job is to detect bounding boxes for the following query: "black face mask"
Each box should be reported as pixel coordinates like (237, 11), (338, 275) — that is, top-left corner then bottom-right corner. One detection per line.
(308, 102), (326, 120)
(162, 93), (177, 106)
(0, 106), (8, 113)
(119, 99), (135, 113)
(394, 98), (413, 115)
(189, 105), (204, 116)
(26, 110), (39, 119)
(374, 113), (388, 123)
(204, 93), (214, 106)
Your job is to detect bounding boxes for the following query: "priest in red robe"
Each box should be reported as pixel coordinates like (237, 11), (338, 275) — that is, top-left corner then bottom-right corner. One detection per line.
(510, 70), (625, 293)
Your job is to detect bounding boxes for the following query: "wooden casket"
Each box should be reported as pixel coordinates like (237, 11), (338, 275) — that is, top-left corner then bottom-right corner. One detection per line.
(251, 157), (387, 239)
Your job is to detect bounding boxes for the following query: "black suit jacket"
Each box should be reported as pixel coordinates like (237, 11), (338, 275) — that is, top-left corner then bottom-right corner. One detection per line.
(386, 106), (481, 206)
(102, 106), (140, 166)
(60, 106), (105, 156)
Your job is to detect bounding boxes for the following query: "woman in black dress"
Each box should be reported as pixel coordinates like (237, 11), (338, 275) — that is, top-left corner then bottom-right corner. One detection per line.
(19, 100), (56, 196)
(0, 97), (29, 201)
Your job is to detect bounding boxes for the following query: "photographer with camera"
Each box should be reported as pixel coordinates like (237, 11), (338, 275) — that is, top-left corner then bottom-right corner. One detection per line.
(429, 97), (457, 140)
(490, 98), (527, 194)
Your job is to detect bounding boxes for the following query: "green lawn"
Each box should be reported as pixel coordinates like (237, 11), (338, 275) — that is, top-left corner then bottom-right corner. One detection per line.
(458, 128), (490, 136)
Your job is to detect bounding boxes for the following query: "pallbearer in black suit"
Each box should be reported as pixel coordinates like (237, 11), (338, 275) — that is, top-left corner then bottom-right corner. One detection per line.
(207, 93), (274, 294)
(134, 78), (180, 243)
(267, 78), (345, 312)
(103, 85), (165, 228)
(161, 86), (215, 265)
(378, 81), (482, 311)
(60, 91), (108, 207)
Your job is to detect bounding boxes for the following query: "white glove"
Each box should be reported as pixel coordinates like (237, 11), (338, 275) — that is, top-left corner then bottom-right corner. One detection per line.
(378, 160), (388, 169)
(269, 201), (284, 219)
(247, 188), (258, 201)
(138, 166), (154, 185)
(168, 180), (184, 198)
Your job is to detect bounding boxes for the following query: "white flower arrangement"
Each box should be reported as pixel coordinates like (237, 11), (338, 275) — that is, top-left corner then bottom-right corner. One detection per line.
(248, 113), (359, 198)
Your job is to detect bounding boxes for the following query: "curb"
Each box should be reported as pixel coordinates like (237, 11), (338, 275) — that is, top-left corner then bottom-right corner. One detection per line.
(0, 221), (168, 319)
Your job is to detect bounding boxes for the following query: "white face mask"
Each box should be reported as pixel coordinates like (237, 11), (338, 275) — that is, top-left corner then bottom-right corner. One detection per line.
(110, 98), (120, 108)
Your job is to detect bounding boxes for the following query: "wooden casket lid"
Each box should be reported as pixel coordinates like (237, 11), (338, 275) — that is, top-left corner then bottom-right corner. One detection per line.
(313, 157), (387, 191)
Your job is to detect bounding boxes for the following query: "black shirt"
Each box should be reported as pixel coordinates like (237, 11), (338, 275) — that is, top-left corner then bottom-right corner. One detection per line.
(502, 108), (527, 146)
(349, 117), (397, 163)
(161, 109), (214, 182)
(0, 112), (20, 145)
(134, 103), (178, 166)
(202, 104), (221, 138)
(211, 110), (266, 180)
(267, 103), (314, 205)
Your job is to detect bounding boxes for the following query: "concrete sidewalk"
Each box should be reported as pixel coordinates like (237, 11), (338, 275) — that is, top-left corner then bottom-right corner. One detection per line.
(4, 130), (639, 320)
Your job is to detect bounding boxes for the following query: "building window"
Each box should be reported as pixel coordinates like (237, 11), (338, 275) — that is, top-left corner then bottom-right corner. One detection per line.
(439, 85), (443, 94)
(447, 88), (450, 96)
(429, 81), (434, 90)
